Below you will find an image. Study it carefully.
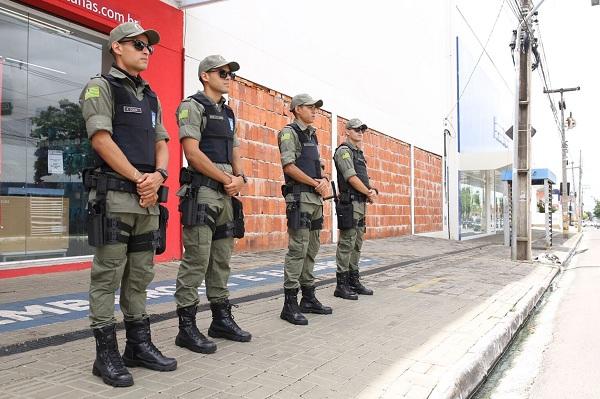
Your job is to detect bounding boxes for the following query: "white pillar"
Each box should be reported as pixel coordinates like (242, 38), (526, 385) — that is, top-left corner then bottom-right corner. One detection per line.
(410, 144), (415, 235)
(331, 112), (338, 243)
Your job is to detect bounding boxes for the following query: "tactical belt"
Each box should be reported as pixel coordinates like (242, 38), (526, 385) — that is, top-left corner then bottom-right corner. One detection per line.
(180, 168), (225, 193)
(84, 170), (168, 202)
(339, 191), (367, 203)
(282, 183), (317, 197)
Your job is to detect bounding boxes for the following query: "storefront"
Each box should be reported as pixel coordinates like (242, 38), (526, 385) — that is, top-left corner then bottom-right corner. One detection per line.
(0, 0), (183, 268)
(459, 168), (507, 239)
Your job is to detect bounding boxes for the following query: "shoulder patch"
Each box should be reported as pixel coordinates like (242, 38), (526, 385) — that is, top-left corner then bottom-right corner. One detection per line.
(84, 86), (100, 100)
(178, 108), (189, 120)
(341, 152), (351, 160)
(280, 132), (292, 141)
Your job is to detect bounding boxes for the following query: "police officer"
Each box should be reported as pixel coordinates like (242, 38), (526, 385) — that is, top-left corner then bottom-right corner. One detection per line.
(173, 55), (251, 352)
(278, 94), (332, 325)
(333, 118), (376, 299)
(80, 22), (176, 387)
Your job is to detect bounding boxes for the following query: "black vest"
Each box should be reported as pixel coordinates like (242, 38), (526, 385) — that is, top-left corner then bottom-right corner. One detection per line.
(284, 123), (322, 184)
(190, 93), (235, 164)
(97, 74), (158, 173)
(336, 143), (370, 194)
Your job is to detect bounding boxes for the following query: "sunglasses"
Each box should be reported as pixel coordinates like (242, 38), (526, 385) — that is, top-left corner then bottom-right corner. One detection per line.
(119, 39), (154, 54)
(209, 69), (236, 80)
(352, 127), (367, 133)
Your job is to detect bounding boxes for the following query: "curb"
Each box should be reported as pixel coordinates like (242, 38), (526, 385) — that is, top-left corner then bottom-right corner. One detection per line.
(428, 233), (583, 399)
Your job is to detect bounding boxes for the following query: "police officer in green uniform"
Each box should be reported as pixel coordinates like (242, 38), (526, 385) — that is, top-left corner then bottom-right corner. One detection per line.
(80, 22), (176, 387)
(278, 94), (333, 325)
(333, 118), (376, 299)
(173, 55), (251, 351)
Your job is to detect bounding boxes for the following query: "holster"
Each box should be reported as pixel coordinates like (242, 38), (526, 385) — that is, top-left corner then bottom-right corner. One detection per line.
(178, 187), (217, 230)
(286, 200), (312, 230)
(86, 200), (131, 247)
(179, 187), (198, 227)
(86, 200), (106, 247)
(156, 205), (169, 255)
(231, 197), (245, 238)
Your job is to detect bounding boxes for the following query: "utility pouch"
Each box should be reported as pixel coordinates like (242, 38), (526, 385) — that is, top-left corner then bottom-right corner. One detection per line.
(156, 205), (169, 254)
(231, 197), (245, 238)
(336, 202), (354, 230)
(157, 186), (169, 203)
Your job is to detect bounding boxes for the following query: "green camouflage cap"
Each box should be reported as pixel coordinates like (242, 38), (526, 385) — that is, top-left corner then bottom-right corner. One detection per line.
(198, 55), (240, 75)
(290, 93), (323, 111)
(346, 118), (367, 130)
(108, 22), (160, 49)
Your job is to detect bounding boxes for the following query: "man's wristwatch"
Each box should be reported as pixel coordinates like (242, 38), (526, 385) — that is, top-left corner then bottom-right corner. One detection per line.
(236, 173), (248, 184)
(156, 168), (169, 182)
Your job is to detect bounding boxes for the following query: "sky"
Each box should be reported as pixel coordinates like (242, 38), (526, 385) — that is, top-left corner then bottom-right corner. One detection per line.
(529, 0), (599, 212)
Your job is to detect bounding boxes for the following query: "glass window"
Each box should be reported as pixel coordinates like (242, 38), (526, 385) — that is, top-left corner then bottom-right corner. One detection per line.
(0, 2), (107, 262)
(459, 171), (487, 238)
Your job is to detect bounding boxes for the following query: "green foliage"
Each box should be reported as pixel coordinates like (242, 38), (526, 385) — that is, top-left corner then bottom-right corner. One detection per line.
(30, 99), (93, 183)
(594, 199), (600, 219)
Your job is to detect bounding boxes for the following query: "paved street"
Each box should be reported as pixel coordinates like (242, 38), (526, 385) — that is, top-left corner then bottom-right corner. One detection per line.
(0, 232), (580, 398)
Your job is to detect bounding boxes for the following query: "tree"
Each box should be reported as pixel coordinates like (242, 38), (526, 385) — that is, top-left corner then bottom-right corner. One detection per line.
(30, 99), (93, 183)
(461, 187), (472, 223)
(594, 199), (600, 219)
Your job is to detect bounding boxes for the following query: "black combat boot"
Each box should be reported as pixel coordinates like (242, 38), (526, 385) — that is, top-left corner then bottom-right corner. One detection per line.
(334, 272), (359, 300)
(122, 319), (177, 371)
(349, 270), (374, 295)
(175, 305), (217, 354)
(208, 299), (252, 342)
(300, 285), (333, 314)
(92, 324), (134, 387)
(280, 288), (308, 325)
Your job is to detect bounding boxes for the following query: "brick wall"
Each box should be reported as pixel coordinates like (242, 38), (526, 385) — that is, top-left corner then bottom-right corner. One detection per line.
(228, 78), (332, 252)
(413, 147), (443, 233)
(336, 118), (412, 239)
(226, 77), (442, 253)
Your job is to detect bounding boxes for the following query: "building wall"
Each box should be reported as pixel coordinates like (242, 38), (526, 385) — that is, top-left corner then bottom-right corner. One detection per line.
(182, 0), (454, 156)
(336, 117), (412, 239)
(413, 147), (443, 233)
(228, 77), (333, 252)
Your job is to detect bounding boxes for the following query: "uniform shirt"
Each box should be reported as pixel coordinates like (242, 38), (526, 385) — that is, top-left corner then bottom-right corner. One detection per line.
(334, 140), (367, 216)
(176, 91), (240, 200)
(79, 66), (169, 215)
(278, 118), (322, 205)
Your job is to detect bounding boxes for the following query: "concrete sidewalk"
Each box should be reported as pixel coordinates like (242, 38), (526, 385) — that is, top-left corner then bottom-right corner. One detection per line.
(0, 232), (581, 398)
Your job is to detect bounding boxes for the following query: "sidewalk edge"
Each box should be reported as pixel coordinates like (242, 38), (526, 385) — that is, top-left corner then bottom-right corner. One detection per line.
(428, 233), (583, 399)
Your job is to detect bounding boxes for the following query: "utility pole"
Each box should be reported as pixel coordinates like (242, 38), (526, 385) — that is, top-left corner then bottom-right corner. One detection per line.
(571, 161), (577, 227)
(511, 0), (538, 261)
(543, 86), (580, 237)
(579, 150), (583, 232)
